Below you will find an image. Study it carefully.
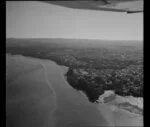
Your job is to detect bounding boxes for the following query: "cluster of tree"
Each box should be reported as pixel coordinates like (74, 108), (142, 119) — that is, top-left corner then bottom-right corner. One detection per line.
(66, 65), (143, 103)
(66, 68), (104, 102)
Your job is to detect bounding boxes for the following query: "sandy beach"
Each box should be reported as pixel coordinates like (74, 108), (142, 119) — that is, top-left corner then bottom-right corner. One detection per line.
(6, 54), (143, 127)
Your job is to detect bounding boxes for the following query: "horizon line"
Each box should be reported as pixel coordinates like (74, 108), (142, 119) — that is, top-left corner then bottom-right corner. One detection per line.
(6, 37), (143, 42)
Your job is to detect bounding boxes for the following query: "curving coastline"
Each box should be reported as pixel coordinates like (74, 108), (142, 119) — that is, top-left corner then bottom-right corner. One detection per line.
(65, 67), (143, 116)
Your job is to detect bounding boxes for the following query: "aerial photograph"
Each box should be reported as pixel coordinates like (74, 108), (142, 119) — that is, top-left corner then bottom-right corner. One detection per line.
(6, 1), (143, 127)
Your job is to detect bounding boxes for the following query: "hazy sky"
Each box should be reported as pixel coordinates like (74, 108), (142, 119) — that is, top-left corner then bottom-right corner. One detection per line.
(6, 1), (143, 40)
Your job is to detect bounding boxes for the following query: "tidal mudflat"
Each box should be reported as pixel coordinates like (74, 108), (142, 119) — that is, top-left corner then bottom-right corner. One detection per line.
(6, 54), (143, 127)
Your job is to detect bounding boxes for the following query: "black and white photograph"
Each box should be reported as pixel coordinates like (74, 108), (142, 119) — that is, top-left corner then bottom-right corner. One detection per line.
(6, 1), (143, 127)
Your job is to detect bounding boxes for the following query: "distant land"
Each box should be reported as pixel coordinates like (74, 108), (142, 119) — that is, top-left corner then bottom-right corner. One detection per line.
(6, 38), (143, 50)
(6, 38), (143, 108)
(6, 37), (143, 43)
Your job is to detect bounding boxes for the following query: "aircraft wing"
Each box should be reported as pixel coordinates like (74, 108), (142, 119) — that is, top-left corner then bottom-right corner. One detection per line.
(39, 0), (143, 13)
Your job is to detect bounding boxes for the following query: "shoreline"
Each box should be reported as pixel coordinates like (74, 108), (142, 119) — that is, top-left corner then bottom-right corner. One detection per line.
(58, 59), (143, 116)
(55, 56), (143, 116)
